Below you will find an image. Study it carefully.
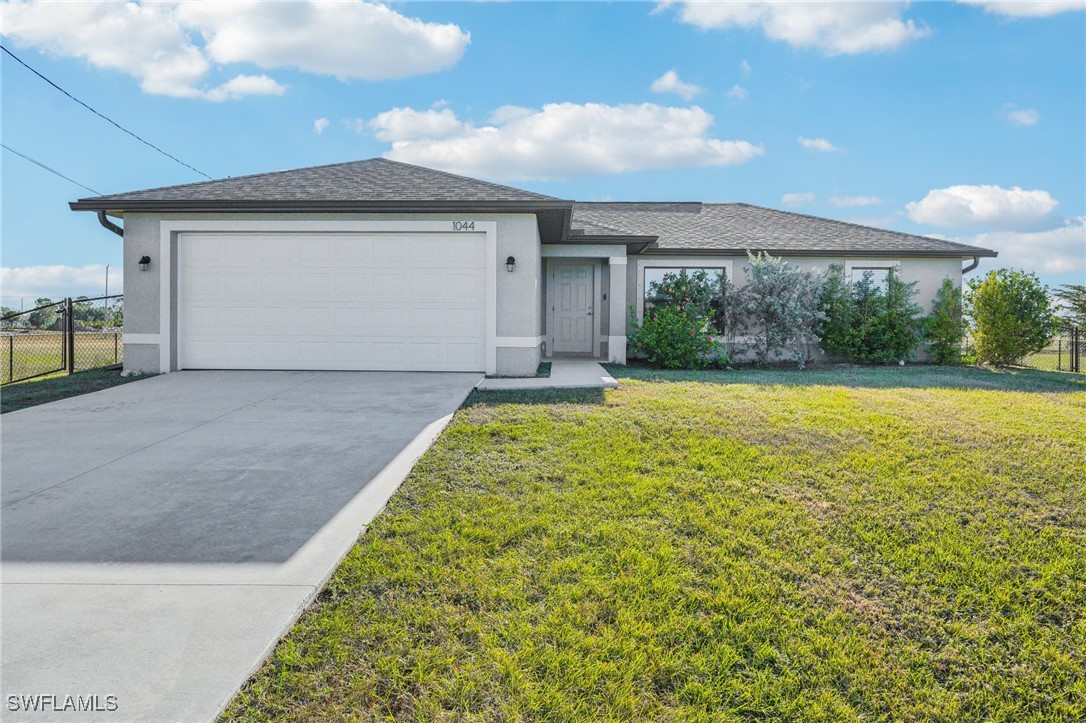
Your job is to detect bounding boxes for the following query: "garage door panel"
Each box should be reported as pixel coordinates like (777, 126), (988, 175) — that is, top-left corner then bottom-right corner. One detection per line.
(179, 232), (487, 372)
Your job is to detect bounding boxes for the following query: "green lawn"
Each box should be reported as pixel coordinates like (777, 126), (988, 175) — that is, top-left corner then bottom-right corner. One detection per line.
(224, 366), (1085, 721)
(0, 367), (143, 413)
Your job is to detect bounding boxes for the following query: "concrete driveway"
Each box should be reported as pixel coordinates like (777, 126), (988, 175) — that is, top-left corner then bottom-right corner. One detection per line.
(1, 370), (479, 721)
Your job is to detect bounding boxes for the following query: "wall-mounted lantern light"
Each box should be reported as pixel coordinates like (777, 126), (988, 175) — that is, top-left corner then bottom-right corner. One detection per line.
(138, 255), (151, 272)
(506, 256), (516, 272)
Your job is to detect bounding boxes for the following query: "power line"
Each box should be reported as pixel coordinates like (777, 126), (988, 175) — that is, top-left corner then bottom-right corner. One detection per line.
(1, 44), (212, 181)
(1, 143), (102, 195)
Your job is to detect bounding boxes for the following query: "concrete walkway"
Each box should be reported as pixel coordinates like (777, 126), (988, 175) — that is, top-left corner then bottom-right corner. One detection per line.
(475, 359), (618, 390)
(1, 370), (479, 722)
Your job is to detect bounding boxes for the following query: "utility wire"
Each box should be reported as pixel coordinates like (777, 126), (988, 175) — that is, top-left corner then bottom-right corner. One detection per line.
(1, 44), (212, 180)
(1, 143), (102, 195)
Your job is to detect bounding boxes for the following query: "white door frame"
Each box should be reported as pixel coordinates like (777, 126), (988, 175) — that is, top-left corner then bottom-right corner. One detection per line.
(159, 219), (498, 374)
(545, 257), (601, 357)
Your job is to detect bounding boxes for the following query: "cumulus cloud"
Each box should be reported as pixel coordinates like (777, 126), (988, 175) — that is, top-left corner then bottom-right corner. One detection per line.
(0, 0), (470, 100)
(650, 70), (703, 101)
(905, 184), (1059, 229)
(203, 74), (285, 102)
(798, 136), (842, 152)
(1, 265), (121, 302)
(952, 218), (1086, 275)
(313, 118), (329, 134)
(368, 107), (464, 142)
(370, 102), (764, 181)
(1001, 104), (1040, 126)
(782, 192), (816, 206)
(956, 0), (1085, 18)
(829, 195), (884, 207)
(726, 84), (749, 100)
(672, 2), (931, 55)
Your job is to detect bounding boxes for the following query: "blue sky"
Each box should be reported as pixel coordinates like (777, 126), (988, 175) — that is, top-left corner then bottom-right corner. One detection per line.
(2, 0), (1083, 306)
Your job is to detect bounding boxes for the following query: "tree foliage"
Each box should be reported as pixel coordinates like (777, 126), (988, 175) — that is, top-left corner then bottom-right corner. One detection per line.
(966, 269), (1058, 366)
(734, 252), (824, 368)
(926, 278), (966, 365)
(628, 305), (719, 369)
(817, 266), (924, 363)
(1054, 284), (1086, 328)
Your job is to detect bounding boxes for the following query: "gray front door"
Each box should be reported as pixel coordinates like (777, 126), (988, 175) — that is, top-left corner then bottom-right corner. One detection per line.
(552, 264), (593, 353)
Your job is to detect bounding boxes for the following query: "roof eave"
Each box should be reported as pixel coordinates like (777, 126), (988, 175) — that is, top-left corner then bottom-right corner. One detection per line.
(68, 198), (575, 213)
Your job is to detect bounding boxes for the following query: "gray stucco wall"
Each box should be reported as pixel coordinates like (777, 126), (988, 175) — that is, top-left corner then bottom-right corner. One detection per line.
(624, 253), (967, 362)
(119, 212), (541, 375)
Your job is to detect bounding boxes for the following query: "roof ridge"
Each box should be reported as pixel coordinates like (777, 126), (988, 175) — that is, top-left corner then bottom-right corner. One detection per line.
(373, 158), (560, 201)
(731, 202), (984, 251)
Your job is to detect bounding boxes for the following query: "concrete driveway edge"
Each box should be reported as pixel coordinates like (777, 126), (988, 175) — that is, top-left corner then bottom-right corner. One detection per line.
(210, 390), (474, 719)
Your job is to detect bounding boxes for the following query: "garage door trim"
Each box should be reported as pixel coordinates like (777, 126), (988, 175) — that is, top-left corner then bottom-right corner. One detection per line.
(157, 219), (499, 374)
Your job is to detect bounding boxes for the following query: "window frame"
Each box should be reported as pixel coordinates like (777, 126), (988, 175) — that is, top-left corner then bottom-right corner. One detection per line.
(636, 258), (733, 322)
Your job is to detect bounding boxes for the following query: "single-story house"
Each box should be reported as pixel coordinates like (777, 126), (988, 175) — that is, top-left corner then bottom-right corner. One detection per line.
(70, 158), (997, 376)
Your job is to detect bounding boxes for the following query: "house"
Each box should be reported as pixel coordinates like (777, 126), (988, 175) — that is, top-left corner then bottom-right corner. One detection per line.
(70, 159), (997, 376)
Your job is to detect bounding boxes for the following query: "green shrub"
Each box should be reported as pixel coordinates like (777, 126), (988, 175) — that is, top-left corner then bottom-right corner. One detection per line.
(927, 278), (966, 364)
(734, 252), (824, 368)
(966, 269), (1059, 366)
(817, 265), (923, 363)
(628, 305), (721, 369)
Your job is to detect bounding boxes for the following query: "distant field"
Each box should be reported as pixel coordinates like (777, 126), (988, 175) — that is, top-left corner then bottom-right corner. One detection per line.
(0, 331), (122, 384)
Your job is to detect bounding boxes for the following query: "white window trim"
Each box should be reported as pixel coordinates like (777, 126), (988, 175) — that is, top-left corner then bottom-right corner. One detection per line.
(159, 219), (498, 374)
(635, 258), (733, 322)
(845, 259), (900, 282)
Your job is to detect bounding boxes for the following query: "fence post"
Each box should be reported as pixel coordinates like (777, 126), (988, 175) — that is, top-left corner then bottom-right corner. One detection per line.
(66, 298), (75, 375)
(114, 332), (119, 364)
(7, 335), (12, 383)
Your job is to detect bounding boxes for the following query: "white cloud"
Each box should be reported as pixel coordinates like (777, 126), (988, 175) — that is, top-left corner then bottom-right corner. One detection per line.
(956, 1), (1085, 18)
(726, 84), (749, 100)
(906, 184), (1060, 229)
(650, 70), (703, 101)
(798, 136), (842, 152)
(313, 118), (330, 135)
(740, 59), (752, 77)
(829, 195), (884, 207)
(673, 2), (931, 55)
(203, 74), (285, 102)
(1001, 104), (1040, 126)
(953, 218), (1086, 275)
(782, 192), (816, 206)
(0, 0), (470, 100)
(372, 102), (764, 181)
(368, 107), (464, 142)
(1, 265), (121, 303)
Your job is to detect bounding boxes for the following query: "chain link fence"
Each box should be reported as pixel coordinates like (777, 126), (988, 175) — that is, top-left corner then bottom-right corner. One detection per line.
(1018, 325), (1083, 373)
(1, 295), (123, 385)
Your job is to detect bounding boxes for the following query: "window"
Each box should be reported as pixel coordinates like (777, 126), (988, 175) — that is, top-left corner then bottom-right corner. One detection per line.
(643, 267), (726, 309)
(850, 266), (891, 290)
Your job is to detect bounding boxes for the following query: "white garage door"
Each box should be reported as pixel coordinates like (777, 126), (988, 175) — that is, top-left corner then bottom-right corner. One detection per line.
(177, 232), (488, 371)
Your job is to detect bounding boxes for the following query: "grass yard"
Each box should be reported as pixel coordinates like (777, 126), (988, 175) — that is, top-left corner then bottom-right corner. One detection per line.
(0, 367), (143, 413)
(224, 366), (1085, 721)
(1, 331), (124, 384)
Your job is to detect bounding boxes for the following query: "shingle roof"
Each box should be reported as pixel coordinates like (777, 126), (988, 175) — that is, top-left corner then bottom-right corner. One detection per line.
(72, 158), (563, 206)
(571, 202), (997, 258)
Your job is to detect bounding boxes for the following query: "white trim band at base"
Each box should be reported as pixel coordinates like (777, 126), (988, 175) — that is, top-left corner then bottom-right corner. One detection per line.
(495, 336), (544, 348)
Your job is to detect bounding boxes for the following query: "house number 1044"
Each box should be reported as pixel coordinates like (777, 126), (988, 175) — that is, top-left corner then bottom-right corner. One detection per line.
(452, 221), (475, 231)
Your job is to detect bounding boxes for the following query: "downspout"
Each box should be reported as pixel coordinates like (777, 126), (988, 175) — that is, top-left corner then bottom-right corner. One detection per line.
(962, 256), (980, 274)
(97, 210), (123, 237)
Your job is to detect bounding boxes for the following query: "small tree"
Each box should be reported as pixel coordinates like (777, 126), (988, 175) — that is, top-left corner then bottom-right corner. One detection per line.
(879, 267), (924, 361)
(817, 267), (925, 363)
(27, 297), (57, 329)
(735, 252), (824, 367)
(966, 269), (1059, 366)
(927, 278), (966, 364)
(1054, 284), (1086, 328)
(816, 264), (854, 359)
